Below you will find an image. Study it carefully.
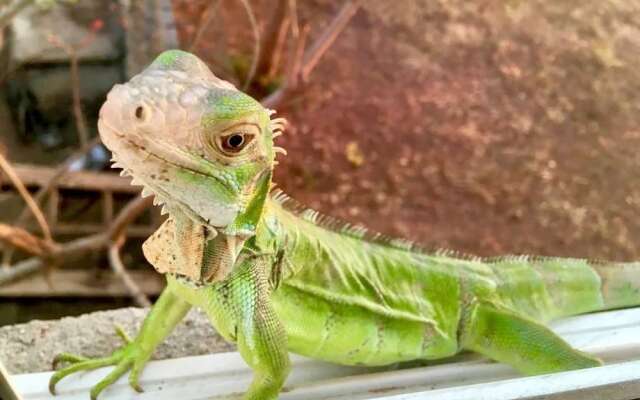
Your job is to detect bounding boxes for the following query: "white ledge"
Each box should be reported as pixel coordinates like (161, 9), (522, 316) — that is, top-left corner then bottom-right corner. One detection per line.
(10, 307), (640, 400)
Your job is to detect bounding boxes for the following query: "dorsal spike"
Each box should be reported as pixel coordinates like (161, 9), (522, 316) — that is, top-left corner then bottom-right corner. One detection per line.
(274, 147), (288, 156)
(268, 190), (500, 261)
(271, 117), (288, 125)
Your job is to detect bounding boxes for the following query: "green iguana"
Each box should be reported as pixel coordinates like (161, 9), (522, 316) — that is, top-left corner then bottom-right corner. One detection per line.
(49, 50), (640, 400)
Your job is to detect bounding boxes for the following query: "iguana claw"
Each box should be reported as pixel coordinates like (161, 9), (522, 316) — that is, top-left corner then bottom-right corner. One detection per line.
(49, 326), (150, 399)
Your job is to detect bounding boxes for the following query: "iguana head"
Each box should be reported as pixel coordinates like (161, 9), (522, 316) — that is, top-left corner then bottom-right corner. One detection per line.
(99, 50), (285, 280)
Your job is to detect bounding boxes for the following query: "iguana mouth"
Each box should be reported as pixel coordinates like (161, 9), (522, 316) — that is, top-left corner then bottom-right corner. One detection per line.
(99, 118), (238, 194)
(100, 119), (222, 232)
(114, 156), (216, 232)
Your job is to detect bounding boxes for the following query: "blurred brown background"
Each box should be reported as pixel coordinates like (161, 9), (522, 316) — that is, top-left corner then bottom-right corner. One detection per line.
(253, 1), (640, 260)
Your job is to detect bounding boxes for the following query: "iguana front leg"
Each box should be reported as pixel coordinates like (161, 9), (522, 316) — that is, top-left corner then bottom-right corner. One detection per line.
(201, 254), (291, 400)
(49, 286), (191, 399)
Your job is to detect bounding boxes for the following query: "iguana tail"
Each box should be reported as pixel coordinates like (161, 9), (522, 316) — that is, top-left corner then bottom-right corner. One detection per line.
(589, 259), (640, 311)
(462, 257), (639, 375)
(489, 256), (640, 321)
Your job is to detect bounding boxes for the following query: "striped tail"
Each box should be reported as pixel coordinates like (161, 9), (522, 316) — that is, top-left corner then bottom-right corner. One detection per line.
(490, 256), (640, 321)
(538, 257), (640, 318)
(590, 260), (640, 311)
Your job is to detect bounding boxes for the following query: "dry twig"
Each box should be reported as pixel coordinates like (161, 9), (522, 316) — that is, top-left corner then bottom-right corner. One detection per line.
(0, 223), (57, 256)
(93, 195), (155, 306)
(0, 196), (155, 306)
(237, 0), (260, 90)
(289, 24), (309, 88)
(106, 196), (154, 243)
(262, 24), (308, 109)
(1, 137), (100, 268)
(266, 16), (290, 81)
(188, 0), (222, 52)
(288, 0), (299, 38)
(256, 0), (289, 81)
(46, 33), (94, 148)
(0, 233), (104, 286)
(0, 0), (357, 300)
(2, 19), (104, 267)
(109, 241), (151, 307)
(0, 153), (52, 243)
(1, 19), (150, 299)
(299, 0), (360, 81)
(262, 0), (361, 109)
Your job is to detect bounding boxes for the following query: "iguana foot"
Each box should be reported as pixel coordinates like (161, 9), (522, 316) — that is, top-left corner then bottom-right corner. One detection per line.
(49, 325), (150, 400)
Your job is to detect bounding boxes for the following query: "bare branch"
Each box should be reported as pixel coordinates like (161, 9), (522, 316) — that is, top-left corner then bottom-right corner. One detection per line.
(290, 24), (309, 88)
(237, 0), (260, 90)
(188, 0), (222, 52)
(0, 153), (52, 243)
(105, 196), (154, 307)
(0, 196), (153, 288)
(2, 163), (139, 194)
(266, 16), (290, 81)
(0, 223), (57, 256)
(68, 49), (89, 147)
(300, 0), (360, 81)
(24, 137), (101, 208)
(288, 0), (299, 38)
(256, 0), (288, 80)
(0, 233), (106, 286)
(46, 33), (92, 148)
(108, 240), (151, 307)
(107, 196), (154, 240)
(1, 137), (99, 267)
(261, 1), (361, 109)
(261, 24), (309, 109)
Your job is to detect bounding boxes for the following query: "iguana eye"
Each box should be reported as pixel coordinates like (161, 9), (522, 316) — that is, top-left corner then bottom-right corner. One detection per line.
(212, 123), (260, 157)
(219, 132), (254, 154)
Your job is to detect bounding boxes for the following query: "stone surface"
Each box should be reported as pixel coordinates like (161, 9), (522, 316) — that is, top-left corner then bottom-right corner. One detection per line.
(11, 1), (123, 64)
(0, 307), (234, 374)
(21, 64), (122, 119)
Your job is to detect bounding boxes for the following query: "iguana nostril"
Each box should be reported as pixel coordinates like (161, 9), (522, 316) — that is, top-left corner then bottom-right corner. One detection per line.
(134, 106), (146, 121)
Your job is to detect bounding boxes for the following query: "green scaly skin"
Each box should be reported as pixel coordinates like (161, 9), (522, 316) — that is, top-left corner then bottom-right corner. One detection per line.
(48, 50), (640, 399)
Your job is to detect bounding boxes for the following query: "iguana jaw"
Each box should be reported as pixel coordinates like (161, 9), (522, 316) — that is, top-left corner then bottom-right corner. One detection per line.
(101, 117), (250, 283)
(99, 117), (236, 232)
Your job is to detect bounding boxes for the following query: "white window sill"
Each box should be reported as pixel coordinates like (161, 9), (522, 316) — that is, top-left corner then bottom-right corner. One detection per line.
(10, 307), (640, 400)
